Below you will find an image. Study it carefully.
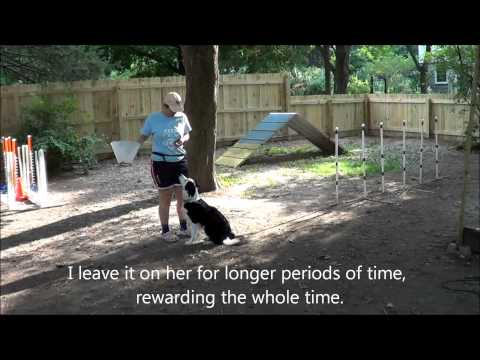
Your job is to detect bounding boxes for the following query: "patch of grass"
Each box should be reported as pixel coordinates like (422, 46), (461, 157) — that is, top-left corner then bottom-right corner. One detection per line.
(257, 144), (318, 156)
(296, 158), (400, 177)
(241, 188), (256, 198)
(217, 173), (245, 187)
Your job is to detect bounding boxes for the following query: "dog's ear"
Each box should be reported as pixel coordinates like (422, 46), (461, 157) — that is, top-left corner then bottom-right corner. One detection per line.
(185, 180), (197, 198)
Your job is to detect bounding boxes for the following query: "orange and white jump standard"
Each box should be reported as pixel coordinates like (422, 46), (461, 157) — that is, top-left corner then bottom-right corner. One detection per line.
(1, 135), (48, 209)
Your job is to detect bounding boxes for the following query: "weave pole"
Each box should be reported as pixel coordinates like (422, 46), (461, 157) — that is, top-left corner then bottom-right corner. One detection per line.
(6, 137), (15, 207)
(380, 122), (384, 192)
(419, 118), (424, 184)
(335, 127), (339, 203)
(22, 145), (30, 195)
(402, 120), (406, 186)
(38, 149), (48, 203)
(434, 116), (439, 179)
(361, 123), (367, 196)
(27, 135), (35, 192)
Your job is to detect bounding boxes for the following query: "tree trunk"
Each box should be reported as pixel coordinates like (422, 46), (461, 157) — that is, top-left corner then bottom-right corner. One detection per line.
(320, 45), (332, 95)
(370, 76), (374, 94)
(407, 45), (431, 94)
(334, 45), (351, 94)
(457, 45), (480, 247)
(384, 77), (388, 94)
(181, 45), (219, 193)
(420, 45), (431, 93)
(176, 46), (185, 75)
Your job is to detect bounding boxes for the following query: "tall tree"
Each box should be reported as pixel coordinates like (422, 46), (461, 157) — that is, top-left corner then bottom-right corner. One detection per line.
(406, 45), (431, 93)
(181, 45), (219, 193)
(320, 45), (334, 94)
(457, 45), (480, 247)
(333, 45), (351, 94)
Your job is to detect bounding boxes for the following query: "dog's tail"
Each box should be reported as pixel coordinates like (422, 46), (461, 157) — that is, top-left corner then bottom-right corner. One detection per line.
(223, 232), (241, 246)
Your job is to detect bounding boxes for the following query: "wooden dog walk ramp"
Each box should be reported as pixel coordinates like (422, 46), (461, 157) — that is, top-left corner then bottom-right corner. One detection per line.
(215, 112), (344, 168)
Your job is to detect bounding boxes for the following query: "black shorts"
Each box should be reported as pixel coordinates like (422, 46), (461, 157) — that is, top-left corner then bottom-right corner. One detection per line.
(150, 159), (189, 190)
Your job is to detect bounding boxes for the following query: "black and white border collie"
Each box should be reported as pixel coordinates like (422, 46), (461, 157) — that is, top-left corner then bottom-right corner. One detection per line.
(179, 174), (240, 246)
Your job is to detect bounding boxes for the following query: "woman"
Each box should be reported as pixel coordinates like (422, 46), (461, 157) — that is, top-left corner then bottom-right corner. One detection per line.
(137, 92), (192, 242)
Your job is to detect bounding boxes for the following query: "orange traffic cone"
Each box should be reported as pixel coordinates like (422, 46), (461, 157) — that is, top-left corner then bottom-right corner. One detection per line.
(15, 177), (28, 201)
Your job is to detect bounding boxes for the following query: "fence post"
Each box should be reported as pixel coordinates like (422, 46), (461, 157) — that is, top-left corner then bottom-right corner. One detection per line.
(116, 86), (129, 141)
(111, 85), (121, 142)
(284, 73), (291, 113)
(425, 95), (431, 138)
(326, 99), (334, 138)
(284, 73), (294, 139)
(364, 94), (371, 135)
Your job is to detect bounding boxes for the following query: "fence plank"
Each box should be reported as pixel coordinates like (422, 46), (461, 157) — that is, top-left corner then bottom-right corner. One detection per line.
(1, 76), (477, 155)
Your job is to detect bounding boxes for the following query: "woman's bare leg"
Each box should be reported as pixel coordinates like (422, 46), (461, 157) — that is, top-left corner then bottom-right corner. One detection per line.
(159, 188), (174, 227)
(174, 186), (186, 221)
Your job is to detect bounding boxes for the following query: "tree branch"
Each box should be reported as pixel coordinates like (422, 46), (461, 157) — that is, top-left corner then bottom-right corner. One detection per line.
(406, 45), (421, 71)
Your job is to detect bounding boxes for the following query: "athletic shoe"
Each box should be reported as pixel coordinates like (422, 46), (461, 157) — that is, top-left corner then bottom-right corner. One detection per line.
(184, 237), (204, 246)
(160, 231), (177, 243)
(177, 228), (190, 238)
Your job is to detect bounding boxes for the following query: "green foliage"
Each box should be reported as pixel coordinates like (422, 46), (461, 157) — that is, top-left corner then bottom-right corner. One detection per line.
(430, 45), (476, 100)
(350, 45), (418, 93)
(18, 95), (105, 172)
(289, 66), (326, 95)
(1, 45), (109, 85)
(347, 75), (370, 94)
(98, 45), (184, 78)
(219, 46), (313, 74)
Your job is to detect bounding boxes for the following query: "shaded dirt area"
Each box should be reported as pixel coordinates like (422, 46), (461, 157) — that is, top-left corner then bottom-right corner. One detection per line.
(1, 137), (479, 314)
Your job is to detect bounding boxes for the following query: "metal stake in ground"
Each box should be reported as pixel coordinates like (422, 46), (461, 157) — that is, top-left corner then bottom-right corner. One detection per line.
(434, 116), (439, 179)
(362, 123), (367, 196)
(402, 120), (406, 186)
(419, 118), (424, 184)
(335, 127), (339, 203)
(380, 122), (384, 192)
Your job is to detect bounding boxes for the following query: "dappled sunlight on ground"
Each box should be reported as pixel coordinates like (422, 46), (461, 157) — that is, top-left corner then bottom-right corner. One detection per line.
(1, 136), (479, 314)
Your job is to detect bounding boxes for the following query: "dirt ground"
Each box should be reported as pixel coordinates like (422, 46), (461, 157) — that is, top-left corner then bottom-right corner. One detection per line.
(1, 136), (479, 314)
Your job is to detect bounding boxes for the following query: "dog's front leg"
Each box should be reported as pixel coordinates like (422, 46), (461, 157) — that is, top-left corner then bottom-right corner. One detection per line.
(186, 221), (201, 245)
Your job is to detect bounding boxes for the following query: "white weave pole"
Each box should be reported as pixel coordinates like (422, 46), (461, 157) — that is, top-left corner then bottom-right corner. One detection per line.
(39, 149), (48, 203)
(335, 127), (339, 203)
(434, 115), (439, 179)
(419, 118), (424, 184)
(402, 120), (406, 186)
(17, 146), (25, 190)
(35, 150), (40, 194)
(380, 122), (384, 192)
(361, 123), (367, 197)
(22, 145), (30, 195)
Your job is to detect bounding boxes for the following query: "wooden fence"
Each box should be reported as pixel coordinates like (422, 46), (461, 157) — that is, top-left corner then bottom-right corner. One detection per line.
(1, 73), (477, 157)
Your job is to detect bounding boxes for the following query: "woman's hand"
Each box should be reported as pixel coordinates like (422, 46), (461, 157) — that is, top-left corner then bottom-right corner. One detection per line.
(174, 136), (184, 147)
(174, 133), (190, 147)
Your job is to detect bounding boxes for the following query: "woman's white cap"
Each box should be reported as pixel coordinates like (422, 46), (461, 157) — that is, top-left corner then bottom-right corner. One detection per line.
(164, 92), (184, 112)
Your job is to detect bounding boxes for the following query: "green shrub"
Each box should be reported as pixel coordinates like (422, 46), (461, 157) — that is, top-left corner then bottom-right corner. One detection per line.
(347, 75), (370, 94)
(18, 94), (105, 172)
(290, 66), (326, 95)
